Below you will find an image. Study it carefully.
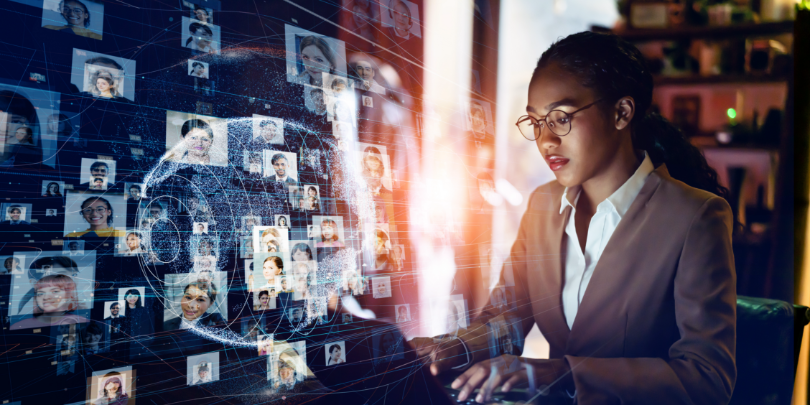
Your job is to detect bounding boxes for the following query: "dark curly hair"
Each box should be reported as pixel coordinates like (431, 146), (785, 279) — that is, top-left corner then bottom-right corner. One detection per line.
(534, 31), (742, 236)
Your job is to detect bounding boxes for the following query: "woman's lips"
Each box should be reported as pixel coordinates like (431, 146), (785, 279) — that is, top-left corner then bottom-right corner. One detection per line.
(547, 157), (570, 172)
(548, 159), (568, 172)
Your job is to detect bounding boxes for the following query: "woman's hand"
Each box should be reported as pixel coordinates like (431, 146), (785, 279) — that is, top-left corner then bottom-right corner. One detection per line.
(410, 336), (468, 376)
(451, 355), (573, 403)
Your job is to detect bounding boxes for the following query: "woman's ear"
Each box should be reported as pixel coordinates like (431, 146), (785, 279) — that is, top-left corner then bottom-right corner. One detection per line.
(614, 97), (635, 130)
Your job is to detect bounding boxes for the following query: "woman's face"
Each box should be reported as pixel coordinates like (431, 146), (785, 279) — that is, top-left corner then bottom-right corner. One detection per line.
(126, 293), (139, 306)
(308, 188), (316, 197)
(194, 9), (209, 22)
(377, 283), (386, 294)
(81, 200), (110, 229)
(96, 78), (111, 93)
(353, 6), (369, 28)
(36, 285), (67, 312)
(193, 65), (206, 76)
(321, 224), (334, 239)
(104, 380), (119, 397)
(279, 366), (294, 382)
(393, 2), (411, 33)
(301, 45), (332, 77)
(193, 28), (212, 48)
(279, 217), (287, 226)
(292, 249), (309, 262)
(1, 113), (29, 147)
(527, 62), (623, 188)
(331, 347), (342, 361)
(263, 260), (280, 279)
(181, 285), (211, 320)
(259, 294), (269, 306)
(126, 234), (140, 249)
(62, 1), (88, 27)
(49, 183), (59, 193)
(185, 128), (213, 158)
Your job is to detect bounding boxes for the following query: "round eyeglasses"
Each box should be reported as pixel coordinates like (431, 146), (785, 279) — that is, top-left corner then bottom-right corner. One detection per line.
(515, 98), (607, 140)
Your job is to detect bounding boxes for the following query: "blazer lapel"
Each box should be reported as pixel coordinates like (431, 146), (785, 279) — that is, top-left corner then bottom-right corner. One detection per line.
(564, 164), (668, 353)
(535, 181), (573, 353)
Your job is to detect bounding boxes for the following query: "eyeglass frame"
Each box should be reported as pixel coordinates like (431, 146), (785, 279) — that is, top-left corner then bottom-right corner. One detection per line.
(515, 97), (610, 140)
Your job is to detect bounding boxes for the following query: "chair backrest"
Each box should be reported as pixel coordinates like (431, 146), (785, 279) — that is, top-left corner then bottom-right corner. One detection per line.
(729, 295), (807, 405)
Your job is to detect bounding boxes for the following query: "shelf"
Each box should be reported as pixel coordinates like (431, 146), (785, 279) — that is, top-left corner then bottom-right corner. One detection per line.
(654, 74), (790, 86)
(600, 21), (794, 41)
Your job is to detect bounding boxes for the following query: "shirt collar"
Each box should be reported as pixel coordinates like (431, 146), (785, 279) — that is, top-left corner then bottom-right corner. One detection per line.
(559, 150), (653, 216)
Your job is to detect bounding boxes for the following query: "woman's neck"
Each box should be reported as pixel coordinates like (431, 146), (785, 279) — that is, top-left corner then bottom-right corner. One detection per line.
(128, 303), (136, 309)
(37, 311), (68, 323)
(579, 147), (644, 210)
(90, 224), (108, 231)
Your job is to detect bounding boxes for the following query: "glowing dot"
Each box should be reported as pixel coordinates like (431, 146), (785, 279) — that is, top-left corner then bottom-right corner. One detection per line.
(727, 108), (736, 119)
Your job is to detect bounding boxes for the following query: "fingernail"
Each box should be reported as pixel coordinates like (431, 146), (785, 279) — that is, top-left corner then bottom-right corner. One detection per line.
(431, 366), (437, 376)
(476, 394), (483, 403)
(458, 392), (466, 401)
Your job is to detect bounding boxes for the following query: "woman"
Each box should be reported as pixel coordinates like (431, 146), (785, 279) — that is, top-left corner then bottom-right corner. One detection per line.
(181, 119), (214, 164)
(260, 227), (281, 252)
(316, 219), (344, 248)
(122, 232), (144, 256)
(0, 90), (43, 168)
(163, 280), (224, 330)
(291, 243), (313, 262)
(10, 274), (88, 329)
(277, 215), (288, 228)
(66, 197), (125, 238)
(192, 5), (211, 23)
(418, 32), (739, 404)
(94, 372), (129, 405)
(258, 256), (284, 289)
(89, 69), (119, 99)
(295, 36), (336, 87)
(254, 289), (274, 311)
(44, 182), (62, 197)
(186, 22), (215, 53)
(3, 256), (21, 274)
(190, 61), (208, 78)
(43, 0), (102, 40)
(327, 344), (345, 365)
(258, 335), (273, 356)
(192, 361), (212, 384)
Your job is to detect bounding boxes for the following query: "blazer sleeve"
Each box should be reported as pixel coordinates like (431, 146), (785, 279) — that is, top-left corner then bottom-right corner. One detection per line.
(564, 196), (737, 405)
(456, 190), (542, 365)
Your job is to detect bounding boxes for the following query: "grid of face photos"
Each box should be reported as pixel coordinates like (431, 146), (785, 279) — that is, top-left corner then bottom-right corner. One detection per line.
(0, 2), (449, 403)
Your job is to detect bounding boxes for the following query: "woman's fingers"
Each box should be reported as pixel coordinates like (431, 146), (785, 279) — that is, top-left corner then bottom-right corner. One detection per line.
(455, 364), (489, 402)
(501, 370), (527, 392)
(477, 371), (504, 403)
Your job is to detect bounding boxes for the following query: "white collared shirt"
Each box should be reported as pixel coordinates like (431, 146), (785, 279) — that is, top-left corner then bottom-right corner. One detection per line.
(560, 151), (654, 330)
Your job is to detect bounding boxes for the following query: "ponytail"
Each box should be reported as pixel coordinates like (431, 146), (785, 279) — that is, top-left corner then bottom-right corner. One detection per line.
(535, 31), (743, 236)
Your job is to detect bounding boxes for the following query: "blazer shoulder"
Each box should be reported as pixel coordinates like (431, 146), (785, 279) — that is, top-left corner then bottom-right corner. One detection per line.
(654, 168), (731, 213)
(525, 179), (565, 213)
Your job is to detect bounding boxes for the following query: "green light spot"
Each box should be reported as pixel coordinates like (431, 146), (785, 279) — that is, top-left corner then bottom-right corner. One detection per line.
(727, 108), (736, 119)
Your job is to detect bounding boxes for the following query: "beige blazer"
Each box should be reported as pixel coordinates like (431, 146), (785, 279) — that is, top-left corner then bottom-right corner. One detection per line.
(460, 163), (737, 405)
